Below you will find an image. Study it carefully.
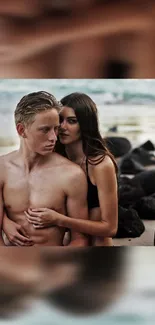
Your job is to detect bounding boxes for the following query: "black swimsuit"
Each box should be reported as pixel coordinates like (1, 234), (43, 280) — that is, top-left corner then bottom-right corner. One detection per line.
(86, 160), (100, 210)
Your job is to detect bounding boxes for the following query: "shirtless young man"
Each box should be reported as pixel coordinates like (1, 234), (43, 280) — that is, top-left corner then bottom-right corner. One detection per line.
(0, 91), (88, 246)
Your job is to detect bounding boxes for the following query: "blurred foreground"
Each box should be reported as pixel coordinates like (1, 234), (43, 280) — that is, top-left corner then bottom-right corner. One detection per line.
(0, 248), (155, 324)
(1, 1), (155, 77)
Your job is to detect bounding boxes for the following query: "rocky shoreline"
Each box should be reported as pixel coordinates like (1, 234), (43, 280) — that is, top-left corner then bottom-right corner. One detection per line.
(106, 137), (155, 244)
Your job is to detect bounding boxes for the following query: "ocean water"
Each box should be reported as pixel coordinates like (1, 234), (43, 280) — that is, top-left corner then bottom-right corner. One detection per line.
(1, 79), (155, 153)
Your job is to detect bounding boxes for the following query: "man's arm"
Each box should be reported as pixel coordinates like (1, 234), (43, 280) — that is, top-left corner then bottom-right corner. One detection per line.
(65, 167), (89, 247)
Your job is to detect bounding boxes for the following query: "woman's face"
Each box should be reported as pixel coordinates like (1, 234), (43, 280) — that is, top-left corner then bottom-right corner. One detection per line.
(59, 106), (81, 145)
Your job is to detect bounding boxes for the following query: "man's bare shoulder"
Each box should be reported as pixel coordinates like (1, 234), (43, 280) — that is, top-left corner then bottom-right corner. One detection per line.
(52, 153), (86, 181)
(64, 164), (87, 194)
(52, 153), (84, 171)
(0, 150), (18, 163)
(0, 154), (6, 183)
(0, 151), (17, 177)
(51, 152), (72, 165)
(65, 165), (87, 198)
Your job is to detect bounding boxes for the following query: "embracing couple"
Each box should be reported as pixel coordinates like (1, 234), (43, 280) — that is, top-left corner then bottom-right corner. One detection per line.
(0, 91), (118, 246)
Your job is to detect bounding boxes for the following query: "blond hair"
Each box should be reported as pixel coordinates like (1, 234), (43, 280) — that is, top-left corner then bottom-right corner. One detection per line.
(15, 91), (62, 126)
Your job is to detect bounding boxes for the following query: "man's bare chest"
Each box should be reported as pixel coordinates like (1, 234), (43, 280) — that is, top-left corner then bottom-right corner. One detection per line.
(3, 168), (65, 212)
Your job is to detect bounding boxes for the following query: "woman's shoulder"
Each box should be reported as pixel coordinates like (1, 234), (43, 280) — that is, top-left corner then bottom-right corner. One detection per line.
(92, 154), (115, 173)
(92, 155), (117, 188)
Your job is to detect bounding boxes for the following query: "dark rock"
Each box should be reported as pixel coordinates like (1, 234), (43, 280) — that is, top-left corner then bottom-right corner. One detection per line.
(105, 136), (132, 158)
(140, 140), (155, 151)
(119, 155), (145, 175)
(133, 196), (155, 220)
(118, 183), (145, 208)
(115, 206), (145, 238)
(132, 170), (155, 196)
(108, 126), (118, 133)
(131, 147), (155, 166)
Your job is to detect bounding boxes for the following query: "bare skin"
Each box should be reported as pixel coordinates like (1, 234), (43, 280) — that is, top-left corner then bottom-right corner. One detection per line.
(2, 109), (88, 246)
